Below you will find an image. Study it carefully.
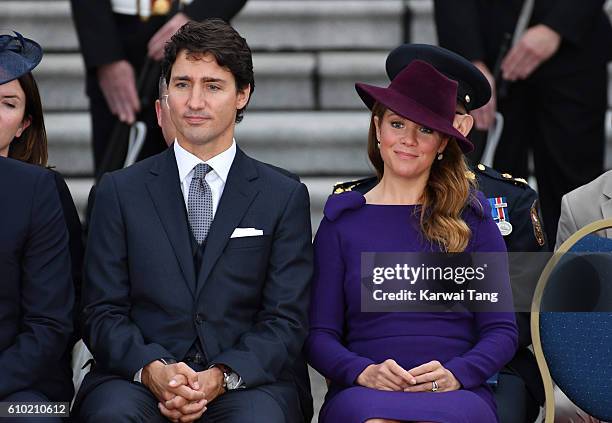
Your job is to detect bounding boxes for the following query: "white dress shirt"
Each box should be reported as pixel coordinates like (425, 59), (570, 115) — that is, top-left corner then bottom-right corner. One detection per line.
(173, 138), (236, 217)
(133, 138), (236, 383)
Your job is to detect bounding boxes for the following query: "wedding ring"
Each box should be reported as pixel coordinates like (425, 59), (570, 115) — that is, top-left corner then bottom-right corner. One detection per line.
(431, 380), (439, 392)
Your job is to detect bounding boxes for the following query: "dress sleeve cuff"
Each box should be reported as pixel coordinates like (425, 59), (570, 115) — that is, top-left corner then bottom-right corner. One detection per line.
(342, 357), (376, 387)
(444, 357), (476, 390)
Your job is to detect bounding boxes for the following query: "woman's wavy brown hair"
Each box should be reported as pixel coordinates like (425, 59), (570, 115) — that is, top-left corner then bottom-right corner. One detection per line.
(8, 72), (48, 166)
(367, 102), (479, 252)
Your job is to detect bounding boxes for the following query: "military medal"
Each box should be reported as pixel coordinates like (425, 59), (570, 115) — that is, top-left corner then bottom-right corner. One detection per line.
(497, 220), (513, 236)
(488, 197), (513, 236)
(152, 0), (172, 15)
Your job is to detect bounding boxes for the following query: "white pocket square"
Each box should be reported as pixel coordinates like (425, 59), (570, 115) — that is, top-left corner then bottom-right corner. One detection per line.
(230, 227), (264, 238)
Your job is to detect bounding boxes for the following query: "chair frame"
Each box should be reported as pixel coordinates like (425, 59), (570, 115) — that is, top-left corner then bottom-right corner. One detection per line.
(530, 218), (612, 422)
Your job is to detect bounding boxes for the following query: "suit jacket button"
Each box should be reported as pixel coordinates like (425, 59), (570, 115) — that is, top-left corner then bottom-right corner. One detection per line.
(195, 313), (203, 324)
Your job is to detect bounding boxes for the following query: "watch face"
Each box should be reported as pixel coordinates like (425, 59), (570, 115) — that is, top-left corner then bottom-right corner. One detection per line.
(225, 372), (241, 390)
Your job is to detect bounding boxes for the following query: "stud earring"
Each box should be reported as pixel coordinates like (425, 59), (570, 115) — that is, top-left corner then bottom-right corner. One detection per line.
(437, 153), (443, 160)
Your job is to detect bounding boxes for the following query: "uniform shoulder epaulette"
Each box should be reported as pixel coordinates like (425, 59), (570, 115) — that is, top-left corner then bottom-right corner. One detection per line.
(474, 163), (530, 188)
(333, 177), (374, 194)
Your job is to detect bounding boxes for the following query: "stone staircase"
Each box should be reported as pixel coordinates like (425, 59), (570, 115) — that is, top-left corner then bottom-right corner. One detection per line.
(4, 1), (612, 189)
(3, 2), (612, 419)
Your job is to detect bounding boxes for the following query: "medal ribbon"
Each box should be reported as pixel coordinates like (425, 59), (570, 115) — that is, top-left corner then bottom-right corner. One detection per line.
(488, 197), (510, 223)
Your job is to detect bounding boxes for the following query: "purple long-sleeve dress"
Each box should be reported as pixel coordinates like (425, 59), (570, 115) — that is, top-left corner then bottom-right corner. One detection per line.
(305, 191), (518, 423)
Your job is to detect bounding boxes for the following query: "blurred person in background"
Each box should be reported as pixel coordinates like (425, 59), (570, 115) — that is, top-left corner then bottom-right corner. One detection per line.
(434, 0), (612, 246)
(0, 31), (83, 343)
(70, 0), (248, 174)
(155, 75), (177, 144)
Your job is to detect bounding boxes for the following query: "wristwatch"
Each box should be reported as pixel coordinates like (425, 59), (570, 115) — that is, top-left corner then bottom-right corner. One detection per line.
(158, 357), (177, 365)
(211, 364), (243, 390)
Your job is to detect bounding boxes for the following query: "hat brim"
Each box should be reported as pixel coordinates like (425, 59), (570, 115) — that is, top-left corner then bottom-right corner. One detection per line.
(0, 34), (43, 85)
(355, 82), (474, 153)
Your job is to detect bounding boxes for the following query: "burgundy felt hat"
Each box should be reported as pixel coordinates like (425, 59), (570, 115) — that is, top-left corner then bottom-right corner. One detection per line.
(355, 59), (474, 153)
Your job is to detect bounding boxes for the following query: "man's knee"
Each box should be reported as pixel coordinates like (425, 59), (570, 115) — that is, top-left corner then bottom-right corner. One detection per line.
(77, 379), (165, 423)
(79, 406), (140, 423)
(1, 391), (61, 423)
(203, 389), (287, 423)
(79, 403), (168, 423)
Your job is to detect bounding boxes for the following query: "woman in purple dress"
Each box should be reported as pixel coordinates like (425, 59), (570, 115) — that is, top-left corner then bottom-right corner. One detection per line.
(305, 59), (518, 423)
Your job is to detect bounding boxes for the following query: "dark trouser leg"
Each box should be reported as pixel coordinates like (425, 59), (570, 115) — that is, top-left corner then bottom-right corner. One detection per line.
(494, 373), (539, 423)
(200, 382), (302, 423)
(86, 71), (116, 174)
(532, 66), (607, 245)
(76, 378), (167, 423)
(1, 390), (63, 423)
(494, 79), (534, 181)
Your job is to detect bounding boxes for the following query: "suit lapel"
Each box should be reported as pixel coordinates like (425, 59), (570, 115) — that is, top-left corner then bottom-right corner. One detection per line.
(196, 148), (259, 297)
(146, 148), (197, 296)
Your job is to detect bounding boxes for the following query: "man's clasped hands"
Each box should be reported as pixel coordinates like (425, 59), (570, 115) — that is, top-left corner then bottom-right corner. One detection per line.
(141, 361), (225, 423)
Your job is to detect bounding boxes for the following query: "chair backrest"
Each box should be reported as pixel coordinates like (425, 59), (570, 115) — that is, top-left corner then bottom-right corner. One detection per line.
(531, 219), (612, 422)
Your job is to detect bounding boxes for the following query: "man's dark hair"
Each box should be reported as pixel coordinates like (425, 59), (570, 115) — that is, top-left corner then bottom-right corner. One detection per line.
(161, 19), (254, 123)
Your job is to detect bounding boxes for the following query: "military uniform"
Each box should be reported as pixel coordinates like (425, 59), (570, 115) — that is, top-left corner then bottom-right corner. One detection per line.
(434, 0), (612, 246)
(332, 164), (548, 423)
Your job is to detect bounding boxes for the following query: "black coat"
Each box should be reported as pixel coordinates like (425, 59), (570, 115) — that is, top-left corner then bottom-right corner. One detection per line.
(52, 170), (85, 343)
(0, 157), (74, 402)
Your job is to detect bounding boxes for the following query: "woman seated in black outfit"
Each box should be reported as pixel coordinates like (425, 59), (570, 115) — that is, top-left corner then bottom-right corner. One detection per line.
(1, 31), (84, 304)
(1, 31), (79, 419)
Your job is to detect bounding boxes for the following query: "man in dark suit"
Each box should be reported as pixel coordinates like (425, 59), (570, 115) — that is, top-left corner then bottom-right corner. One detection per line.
(77, 19), (313, 422)
(69, 0), (248, 173)
(0, 157), (74, 420)
(434, 0), (612, 245)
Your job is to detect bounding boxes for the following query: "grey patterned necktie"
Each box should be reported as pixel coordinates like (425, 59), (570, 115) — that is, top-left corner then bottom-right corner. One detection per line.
(187, 163), (213, 244)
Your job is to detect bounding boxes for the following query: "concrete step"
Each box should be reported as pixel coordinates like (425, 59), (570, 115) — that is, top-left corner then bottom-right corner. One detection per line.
(2, 1), (406, 52)
(0, 1), (77, 52)
(319, 52), (389, 109)
(47, 111), (375, 176)
(35, 53), (317, 112)
(406, 0), (437, 44)
(233, 1), (405, 50)
(35, 54), (86, 112)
